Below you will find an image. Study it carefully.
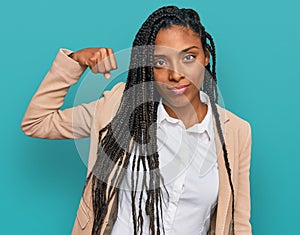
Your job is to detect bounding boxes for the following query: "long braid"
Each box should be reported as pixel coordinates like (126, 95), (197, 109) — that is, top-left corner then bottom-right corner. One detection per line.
(173, 8), (236, 233)
(86, 7), (183, 235)
(81, 6), (235, 235)
(205, 31), (219, 103)
(203, 31), (235, 234)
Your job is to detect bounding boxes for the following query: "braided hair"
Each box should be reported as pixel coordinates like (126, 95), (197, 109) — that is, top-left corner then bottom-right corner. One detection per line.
(83, 6), (235, 235)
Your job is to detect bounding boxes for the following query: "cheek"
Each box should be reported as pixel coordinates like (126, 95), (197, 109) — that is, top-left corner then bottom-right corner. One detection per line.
(185, 66), (205, 88)
(153, 69), (168, 82)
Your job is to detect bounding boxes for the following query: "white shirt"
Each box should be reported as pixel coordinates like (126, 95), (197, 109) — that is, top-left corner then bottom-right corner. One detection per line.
(111, 91), (219, 235)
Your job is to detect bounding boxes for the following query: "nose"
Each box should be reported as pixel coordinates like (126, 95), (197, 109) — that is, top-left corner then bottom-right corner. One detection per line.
(168, 64), (185, 82)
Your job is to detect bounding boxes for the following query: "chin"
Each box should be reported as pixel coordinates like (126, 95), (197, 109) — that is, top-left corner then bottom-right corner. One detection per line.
(162, 96), (193, 110)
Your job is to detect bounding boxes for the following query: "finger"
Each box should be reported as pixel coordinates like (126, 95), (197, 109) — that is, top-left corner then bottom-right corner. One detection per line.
(104, 72), (111, 79)
(102, 48), (113, 73)
(96, 50), (106, 74)
(91, 51), (102, 74)
(87, 57), (98, 74)
(107, 48), (117, 70)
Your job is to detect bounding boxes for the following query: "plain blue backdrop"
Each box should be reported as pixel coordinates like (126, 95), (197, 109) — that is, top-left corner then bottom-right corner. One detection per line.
(1, 0), (299, 234)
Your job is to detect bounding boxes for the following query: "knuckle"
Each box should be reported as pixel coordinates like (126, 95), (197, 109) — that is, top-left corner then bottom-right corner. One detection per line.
(94, 51), (101, 58)
(99, 48), (106, 55)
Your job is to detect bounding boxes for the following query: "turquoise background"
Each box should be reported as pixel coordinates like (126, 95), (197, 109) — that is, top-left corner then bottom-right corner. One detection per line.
(1, 0), (299, 234)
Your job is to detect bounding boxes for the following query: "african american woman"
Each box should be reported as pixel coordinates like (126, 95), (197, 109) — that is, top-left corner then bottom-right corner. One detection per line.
(21, 6), (252, 235)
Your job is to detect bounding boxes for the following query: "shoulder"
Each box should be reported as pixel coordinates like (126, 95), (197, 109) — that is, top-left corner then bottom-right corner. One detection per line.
(100, 82), (126, 108)
(217, 105), (252, 142)
(218, 106), (251, 132)
(96, 81), (126, 112)
(225, 108), (250, 131)
(103, 82), (126, 98)
(94, 82), (125, 130)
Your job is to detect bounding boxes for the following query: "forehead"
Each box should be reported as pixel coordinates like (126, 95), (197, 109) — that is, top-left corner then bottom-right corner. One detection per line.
(154, 25), (202, 52)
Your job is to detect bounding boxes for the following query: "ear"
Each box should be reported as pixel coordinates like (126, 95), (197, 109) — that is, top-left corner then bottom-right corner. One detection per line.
(204, 47), (210, 66)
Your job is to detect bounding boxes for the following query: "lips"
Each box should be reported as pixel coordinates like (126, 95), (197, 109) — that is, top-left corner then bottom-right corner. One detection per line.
(168, 84), (190, 95)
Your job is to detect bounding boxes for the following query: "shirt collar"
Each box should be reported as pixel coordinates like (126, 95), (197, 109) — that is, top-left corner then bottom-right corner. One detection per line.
(157, 91), (214, 140)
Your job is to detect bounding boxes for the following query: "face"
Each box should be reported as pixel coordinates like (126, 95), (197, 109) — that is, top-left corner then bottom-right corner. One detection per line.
(153, 25), (209, 113)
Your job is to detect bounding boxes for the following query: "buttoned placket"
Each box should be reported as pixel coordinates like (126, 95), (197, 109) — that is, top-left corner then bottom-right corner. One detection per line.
(160, 118), (211, 234)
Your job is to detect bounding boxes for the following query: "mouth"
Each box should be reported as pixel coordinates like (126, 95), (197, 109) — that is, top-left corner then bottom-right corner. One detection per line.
(168, 84), (190, 95)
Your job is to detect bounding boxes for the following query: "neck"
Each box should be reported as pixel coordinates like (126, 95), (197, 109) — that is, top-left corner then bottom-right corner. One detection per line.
(163, 99), (208, 129)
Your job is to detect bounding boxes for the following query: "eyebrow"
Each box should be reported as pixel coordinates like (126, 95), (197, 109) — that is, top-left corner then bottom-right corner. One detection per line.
(154, 46), (200, 57)
(181, 46), (200, 52)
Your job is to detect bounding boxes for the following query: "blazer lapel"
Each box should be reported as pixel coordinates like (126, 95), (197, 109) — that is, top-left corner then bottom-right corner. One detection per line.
(213, 105), (235, 235)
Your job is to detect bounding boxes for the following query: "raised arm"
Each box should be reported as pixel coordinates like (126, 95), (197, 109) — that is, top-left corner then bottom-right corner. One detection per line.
(21, 48), (117, 139)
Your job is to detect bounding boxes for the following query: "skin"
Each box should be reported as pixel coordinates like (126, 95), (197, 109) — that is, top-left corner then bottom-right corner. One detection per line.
(70, 25), (210, 128)
(70, 48), (117, 78)
(153, 25), (210, 128)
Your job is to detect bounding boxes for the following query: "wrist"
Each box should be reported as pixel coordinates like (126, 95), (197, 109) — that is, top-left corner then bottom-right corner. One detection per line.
(68, 52), (81, 64)
(68, 52), (75, 60)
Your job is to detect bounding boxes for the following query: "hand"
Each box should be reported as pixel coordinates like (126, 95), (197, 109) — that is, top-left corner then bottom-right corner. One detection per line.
(69, 48), (117, 79)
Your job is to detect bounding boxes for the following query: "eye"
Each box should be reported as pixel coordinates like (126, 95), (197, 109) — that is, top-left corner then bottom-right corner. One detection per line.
(183, 54), (195, 62)
(154, 59), (167, 68)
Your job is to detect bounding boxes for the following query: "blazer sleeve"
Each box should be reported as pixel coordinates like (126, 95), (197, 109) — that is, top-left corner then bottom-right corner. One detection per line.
(235, 121), (252, 234)
(21, 48), (96, 139)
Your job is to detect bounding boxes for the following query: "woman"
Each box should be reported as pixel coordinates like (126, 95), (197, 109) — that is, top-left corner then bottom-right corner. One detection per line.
(21, 6), (252, 235)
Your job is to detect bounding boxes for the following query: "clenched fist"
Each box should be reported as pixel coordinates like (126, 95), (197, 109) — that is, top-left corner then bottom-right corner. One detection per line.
(69, 48), (117, 79)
